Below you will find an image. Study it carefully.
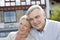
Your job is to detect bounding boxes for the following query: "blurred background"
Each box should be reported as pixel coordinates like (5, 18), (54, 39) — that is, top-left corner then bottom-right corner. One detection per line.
(0, 0), (60, 40)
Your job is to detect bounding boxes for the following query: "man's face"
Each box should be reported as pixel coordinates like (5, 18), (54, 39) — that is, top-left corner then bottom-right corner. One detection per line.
(28, 9), (46, 30)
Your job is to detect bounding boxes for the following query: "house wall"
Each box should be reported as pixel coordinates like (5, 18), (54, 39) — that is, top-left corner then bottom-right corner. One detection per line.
(0, 11), (3, 23)
(16, 10), (24, 22)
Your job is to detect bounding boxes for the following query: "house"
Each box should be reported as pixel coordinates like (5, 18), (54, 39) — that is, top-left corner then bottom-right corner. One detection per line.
(0, 0), (50, 39)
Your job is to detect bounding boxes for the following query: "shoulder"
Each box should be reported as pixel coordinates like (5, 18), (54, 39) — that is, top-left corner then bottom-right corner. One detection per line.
(47, 19), (60, 30)
(47, 19), (59, 23)
(8, 31), (17, 37)
(7, 31), (17, 40)
(26, 33), (36, 40)
(47, 19), (60, 26)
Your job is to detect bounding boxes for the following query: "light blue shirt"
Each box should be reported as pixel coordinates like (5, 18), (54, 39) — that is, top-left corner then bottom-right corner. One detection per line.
(30, 19), (60, 40)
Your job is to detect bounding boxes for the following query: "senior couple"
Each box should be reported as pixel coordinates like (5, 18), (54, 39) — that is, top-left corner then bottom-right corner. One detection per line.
(7, 5), (60, 40)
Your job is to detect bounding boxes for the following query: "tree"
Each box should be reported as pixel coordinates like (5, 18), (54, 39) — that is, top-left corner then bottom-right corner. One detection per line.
(50, 7), (60, 22)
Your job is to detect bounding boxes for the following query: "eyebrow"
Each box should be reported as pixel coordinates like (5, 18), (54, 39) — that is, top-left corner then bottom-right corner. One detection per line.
(35, 15), (40, 18)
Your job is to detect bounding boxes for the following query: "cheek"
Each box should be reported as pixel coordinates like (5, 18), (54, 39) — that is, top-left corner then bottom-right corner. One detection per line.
(30, 21), (33, 25)
(36, 18), (42, 23)
(40, 17), (45, 21)
(26, 27), (30, 31)
(41, 18), (45, 24)
(23, 27), (29, 31)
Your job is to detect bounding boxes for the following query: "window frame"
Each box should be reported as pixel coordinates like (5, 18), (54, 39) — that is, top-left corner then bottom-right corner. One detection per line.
(3, 10), (17, 23)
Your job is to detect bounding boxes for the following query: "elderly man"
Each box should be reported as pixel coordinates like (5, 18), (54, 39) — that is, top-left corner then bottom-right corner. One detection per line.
(26, 5), (60, 40)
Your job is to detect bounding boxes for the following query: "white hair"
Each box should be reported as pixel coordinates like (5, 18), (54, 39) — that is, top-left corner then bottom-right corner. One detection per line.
(26, 5), (45, 15)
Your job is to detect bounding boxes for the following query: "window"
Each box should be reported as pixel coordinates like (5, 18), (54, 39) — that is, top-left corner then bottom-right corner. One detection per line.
(11, 0), (15, 1)
(16, 0), (20, 5)
(0, 32), (9, 37)
(20, 0), (26, 2)
(4, 11), (16, 23)
(6, 2), (10, 6)
(11, 2), (15, 6)
(31, 0), (35, 1)
(5, 0), (16, 6)
(6, 0), (9, 1)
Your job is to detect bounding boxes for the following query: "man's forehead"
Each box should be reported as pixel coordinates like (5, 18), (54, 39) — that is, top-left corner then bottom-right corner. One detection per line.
(28, 8), (40, 15)
(28, 10), (45, 18)
(28, 15), (40, 19)
(28, 12), (41, 18)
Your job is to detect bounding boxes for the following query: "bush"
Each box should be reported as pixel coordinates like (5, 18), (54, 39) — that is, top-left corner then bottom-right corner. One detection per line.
(50, 7), (60, 22)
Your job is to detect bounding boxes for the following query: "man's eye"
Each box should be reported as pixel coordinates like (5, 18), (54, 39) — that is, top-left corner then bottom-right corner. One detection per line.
(35, 16), (40, 19)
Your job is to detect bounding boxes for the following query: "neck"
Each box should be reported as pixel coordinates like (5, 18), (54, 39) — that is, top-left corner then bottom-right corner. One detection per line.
(37, 27), (44, 32)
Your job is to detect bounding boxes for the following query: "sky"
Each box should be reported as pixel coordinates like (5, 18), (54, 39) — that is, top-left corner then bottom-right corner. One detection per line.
(0, 0), (45, 6)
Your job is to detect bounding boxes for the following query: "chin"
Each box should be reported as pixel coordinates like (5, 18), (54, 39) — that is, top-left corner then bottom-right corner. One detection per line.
(37, 26), (42, 29)
(37, 28), (40, 30)
(34, 27), (40, 30)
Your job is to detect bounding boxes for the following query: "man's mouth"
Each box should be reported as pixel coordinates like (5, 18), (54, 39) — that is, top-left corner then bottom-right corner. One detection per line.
(36, 23), (40, 27)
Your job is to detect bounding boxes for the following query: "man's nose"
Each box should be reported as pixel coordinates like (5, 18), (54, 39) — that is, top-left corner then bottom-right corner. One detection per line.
(33, 19), (37, 24)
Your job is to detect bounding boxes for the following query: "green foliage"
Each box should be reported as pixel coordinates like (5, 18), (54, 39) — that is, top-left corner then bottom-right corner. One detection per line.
(50, 7), (60, 22)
